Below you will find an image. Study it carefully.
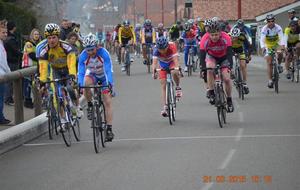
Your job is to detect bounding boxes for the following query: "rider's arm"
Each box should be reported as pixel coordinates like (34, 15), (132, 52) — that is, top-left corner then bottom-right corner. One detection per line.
(130, 27), (136, 44)
(278, 26), (285, 48)
(77, 51), (86, 87)
(243, 34), (251, 54)
(260, 28), (267, 50)
(67, 52), (77, 76)
(101, 49), (114, 86)
(38, 59), (48, 82)
(141, 29), (145, 44)
(199, 34), (207, 70)
(118, 27), (122, 44)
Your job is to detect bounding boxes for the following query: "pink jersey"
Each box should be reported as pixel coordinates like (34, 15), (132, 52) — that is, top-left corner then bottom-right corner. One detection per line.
(200, 31), (232, 58)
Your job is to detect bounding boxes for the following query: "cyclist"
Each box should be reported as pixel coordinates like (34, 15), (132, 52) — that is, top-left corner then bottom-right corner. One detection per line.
(284, 20), (300, 79)
(77, 33), (115, 142)
(288, 9), (299, 22)
(134, 23), (142, 57)
(260, 14), (285, 88)
(152, 36), (182, 117)
(230, 27), (251, 94)
(181, 22), (197, 72)
(195, 17), (206, 37)
(141, 19), (156, 65)
(113, 24), (121, 61)
(156, 23), (168, 39)
(232, 19), (252, 47)
(38, 23), (81, 126)
(118, 20), (136, 71)
(169, 21), (183, 47)
(200, 20), (234, 113)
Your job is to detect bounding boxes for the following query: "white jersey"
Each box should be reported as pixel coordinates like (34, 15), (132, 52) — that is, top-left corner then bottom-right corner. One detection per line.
(260, 24), (285, 49)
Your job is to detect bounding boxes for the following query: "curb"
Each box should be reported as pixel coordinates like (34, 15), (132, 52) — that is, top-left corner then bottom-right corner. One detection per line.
(0, 96), (87, 155)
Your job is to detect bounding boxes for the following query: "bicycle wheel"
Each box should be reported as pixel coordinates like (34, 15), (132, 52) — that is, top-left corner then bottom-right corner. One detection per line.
(126, 63), (131, 76)
(93, 104), (101, 153)
(170, 83), (176, 122)
(215, 86), (225, 128)
(99, 105), (107, 148)
(71, 118), (80, 142)
(166, 82), (173, 125)
(47, 112), (54, 140)
(187, 56), (192, 76)
(273, 63), (279, 94)
(147, 61), (151, 73)
(60, 105), (72, 147)
(237, 67), (244, 100)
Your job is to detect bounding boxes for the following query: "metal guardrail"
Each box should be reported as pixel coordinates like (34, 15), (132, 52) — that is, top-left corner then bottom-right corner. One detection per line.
(0, 66), (42, 125)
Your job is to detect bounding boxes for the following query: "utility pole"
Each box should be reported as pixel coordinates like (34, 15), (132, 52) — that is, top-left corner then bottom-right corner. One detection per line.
(133, 0), (136, 26)
(238, 0), (242, 19)
(175, 0), (178, 22)
(145, 0), (148, 19)
(162, 0), (164, 24)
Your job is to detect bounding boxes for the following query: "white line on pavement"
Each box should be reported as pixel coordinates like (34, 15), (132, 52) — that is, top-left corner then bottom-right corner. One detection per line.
(201, 182), (214, 190)
(23, 134), (300, 146)
(219, 149), (236, 170)
(235, 128), (244, 142)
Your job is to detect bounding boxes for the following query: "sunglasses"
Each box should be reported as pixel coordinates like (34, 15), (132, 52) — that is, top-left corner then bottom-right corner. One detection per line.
(267, 20), (275, 23)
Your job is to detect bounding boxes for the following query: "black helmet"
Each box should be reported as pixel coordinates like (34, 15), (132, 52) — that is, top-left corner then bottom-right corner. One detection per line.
(289, 20), (298, 27)
(176, 20), (181, 25)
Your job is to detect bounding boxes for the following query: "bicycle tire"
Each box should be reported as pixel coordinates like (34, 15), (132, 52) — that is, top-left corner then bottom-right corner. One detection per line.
(47, 113), (54, 140)
(273, 63), (279, 94)
(170, 83), (176, 122)
(147, 62), (151, 73)
(93, 104), (101, 153)
(72, 118), (80, 142)
(220, 89), (227, 124)
(60, 105), (72, 147)
(215, 85), (225, 128)
(99, 105), (107, 148)
(166, 82), (173, 125)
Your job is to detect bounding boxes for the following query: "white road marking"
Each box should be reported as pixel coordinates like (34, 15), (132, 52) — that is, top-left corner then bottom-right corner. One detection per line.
(219, 149), (236, 170)
(23, 134), (300, 146)
(201, 182), (214, 190)
(238, 112), (244, 123)
(235, 128), (244, 142)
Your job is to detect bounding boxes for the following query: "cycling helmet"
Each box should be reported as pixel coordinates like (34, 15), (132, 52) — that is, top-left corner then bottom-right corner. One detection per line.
(196, 17), (202, 22)
(208, 20), (220, 33)
(188, 19), (194, 25)
(237, 19), (244, 26)
(288, 9), (296, 13)
(176, 20), (181, 25)
(156, 36), (169, 49)
(158, 23), (164, 29)
(204, 19), (212, 27)
(184, 22), (191, 31)
(144, 19), (152, 26)
(123, 20), (130, 26)
(44, 23), (60, 37)
(211, 17), (220, 22)
(266, 14), (275, 21)
(82, 33), (98, 49)
(289, 20), (298, 27)
(135, 23), (141, 29)
(230, 27), (241, 37)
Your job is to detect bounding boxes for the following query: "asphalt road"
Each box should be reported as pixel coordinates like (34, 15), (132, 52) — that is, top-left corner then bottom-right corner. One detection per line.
(0, 54), (299, 190)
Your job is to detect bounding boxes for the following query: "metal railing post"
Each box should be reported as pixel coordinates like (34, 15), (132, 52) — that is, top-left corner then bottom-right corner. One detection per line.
(13, 78), (24, 124)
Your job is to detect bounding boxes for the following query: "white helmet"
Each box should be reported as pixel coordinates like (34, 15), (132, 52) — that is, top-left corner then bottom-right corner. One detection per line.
(230, 27), (241, 37)
(83, 33), (98, 49)
(211, 17), (220, 22)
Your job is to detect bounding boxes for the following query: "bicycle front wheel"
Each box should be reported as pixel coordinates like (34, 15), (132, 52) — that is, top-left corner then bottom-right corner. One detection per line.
(166, 82), (173, 125)
(93, 105), (101, 153)
(273, 64), (279, 94)
(71, 118), (80, 142)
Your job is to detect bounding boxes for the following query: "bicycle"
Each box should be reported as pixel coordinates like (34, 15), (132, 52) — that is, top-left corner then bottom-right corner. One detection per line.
(207, 65), (227, 128)
(233, 53), (244, 100)
(186, 44), (197, 76)
(155, 67), (182, 125)
(124, 44), (132, 76)
(289, 47), (300, 83)
(268, 49), (281, 94)
(45, 77), (81, 147)
(80, 83), (110, 153)
(145, 43), (153, 74)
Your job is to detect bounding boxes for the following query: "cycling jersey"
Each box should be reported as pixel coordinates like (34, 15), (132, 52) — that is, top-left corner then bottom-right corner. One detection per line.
(284, 26), (300, 47)
(78, 47), (114, 88)
(156, 30), (168, 39)
(260, 24), (285, 49)
(182, 29), (197, 66)
(39, 40), (77, 82)
(200, 32), (233, 69)
(169, 25), (182, 40)
(181, 29), (197, 44)
(135, 28), (141, 42)
(230, 33), (250, 53)
(141, 27), (156, 44)
(118, 25), (136, 44)
(153, 42), (178, 69)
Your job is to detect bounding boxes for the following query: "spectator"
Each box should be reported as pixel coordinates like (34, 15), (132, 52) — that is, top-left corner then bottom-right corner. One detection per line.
(22, 28), (41, 108)
(0, 20), (11, 125)
(66, 31), (80, 56)
(4, 21), (22, 105)
(60, 19), (72, 40)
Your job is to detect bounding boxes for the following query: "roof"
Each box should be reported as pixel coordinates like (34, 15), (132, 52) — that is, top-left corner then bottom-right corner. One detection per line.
(256, 0), (300, 21)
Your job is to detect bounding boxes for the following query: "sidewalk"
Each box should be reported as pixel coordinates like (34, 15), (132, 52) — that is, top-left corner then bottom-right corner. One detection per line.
(0, 104), (35, 131)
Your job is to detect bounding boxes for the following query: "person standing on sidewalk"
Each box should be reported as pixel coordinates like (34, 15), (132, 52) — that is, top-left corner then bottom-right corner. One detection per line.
(22, 28), (41, 108)
(4, 21), (22, 105)
(0, 20), (11, 125)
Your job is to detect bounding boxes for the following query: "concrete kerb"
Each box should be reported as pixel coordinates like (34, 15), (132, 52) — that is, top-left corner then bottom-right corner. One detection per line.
(0, 96), (87, 155)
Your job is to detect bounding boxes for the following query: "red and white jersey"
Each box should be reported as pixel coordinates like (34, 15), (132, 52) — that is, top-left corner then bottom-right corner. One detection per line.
(153, 42), (178, 68)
